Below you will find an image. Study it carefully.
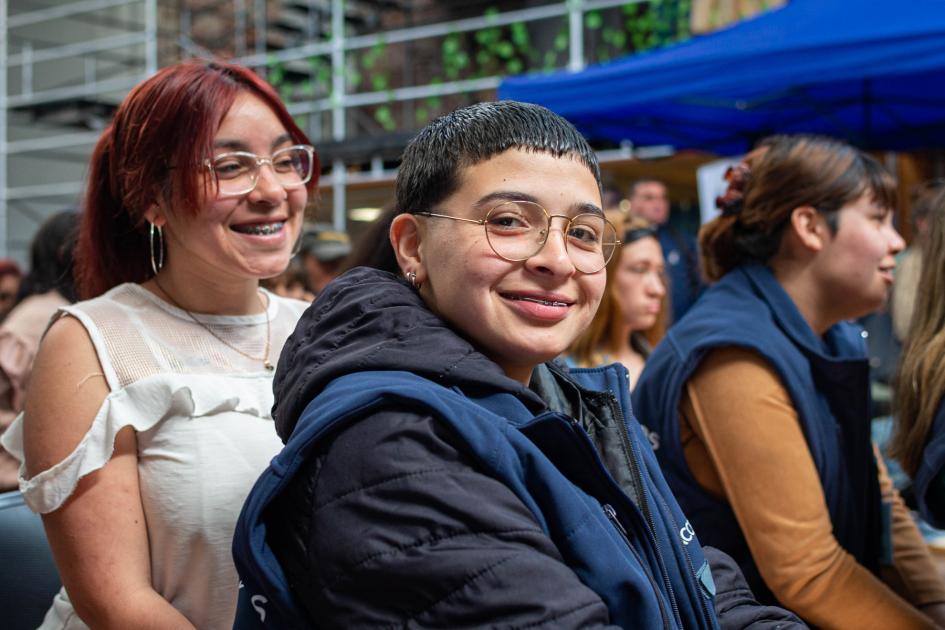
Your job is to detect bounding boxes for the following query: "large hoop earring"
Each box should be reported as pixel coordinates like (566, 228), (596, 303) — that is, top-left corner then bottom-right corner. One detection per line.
(149, 223), (164, 276)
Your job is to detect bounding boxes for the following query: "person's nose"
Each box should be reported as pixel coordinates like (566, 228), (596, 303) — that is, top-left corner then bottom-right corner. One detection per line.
(248, 160), (287, 206)
(524, 218), (576, 277)
(647, 272), (666, 297)
(886, 223), (906, 256)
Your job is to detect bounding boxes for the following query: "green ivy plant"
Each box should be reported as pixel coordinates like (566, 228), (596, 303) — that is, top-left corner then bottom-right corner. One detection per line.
(266, 1), (692, 134)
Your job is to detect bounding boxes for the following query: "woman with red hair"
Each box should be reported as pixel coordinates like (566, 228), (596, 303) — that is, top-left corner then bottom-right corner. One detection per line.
(1, 60), (319, 628)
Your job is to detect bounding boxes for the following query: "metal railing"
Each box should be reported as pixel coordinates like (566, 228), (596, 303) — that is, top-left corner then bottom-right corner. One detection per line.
(225, 0), (641, 231)
(2, 0), (664, 257)
(1, 0), (158, 258)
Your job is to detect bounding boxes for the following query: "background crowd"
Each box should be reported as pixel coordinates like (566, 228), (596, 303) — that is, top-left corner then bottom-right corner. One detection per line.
(3, 56), (945, 630)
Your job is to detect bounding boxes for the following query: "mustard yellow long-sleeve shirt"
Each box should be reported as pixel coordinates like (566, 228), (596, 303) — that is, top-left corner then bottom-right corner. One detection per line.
(680, 347), (945, 630)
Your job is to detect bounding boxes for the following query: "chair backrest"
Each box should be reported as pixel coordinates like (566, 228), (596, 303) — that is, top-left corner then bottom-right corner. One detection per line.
(0, 491), (61, 629)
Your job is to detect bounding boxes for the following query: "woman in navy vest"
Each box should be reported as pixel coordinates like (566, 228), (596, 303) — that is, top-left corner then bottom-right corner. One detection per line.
(231, 102), (805, 629)
(892, 187), (945, 534)
(634, 135), (945, 628)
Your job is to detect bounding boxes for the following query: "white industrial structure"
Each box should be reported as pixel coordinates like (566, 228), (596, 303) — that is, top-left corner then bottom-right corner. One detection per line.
(2, 0), (655, 262)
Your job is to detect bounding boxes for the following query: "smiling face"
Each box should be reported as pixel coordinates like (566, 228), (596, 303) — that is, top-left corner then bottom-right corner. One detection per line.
(415, 148), (606, 383)
(813, 193), (905, 321)
(155, 92), (307, 283)
(612, 237), (666, 332)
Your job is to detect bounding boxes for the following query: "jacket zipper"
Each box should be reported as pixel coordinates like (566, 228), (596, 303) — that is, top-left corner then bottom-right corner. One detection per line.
(608, 392), (684, 629)
(651, 488), (717, 627)
(603, 503), (672, 630)
(607, 366), (715, 627)
(564, 413), (675, 629)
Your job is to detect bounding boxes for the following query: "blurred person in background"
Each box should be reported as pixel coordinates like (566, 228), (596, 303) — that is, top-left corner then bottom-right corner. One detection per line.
(0, 210), (79, 491)
(0, 259), (23, 322)
(261, 256), (315, 302)
(299, 225), (350, 294)
(891, 179), (944, 343)
(635, 135), (945, 629)
(628, 178), (703, 322)
(891, 186), (945, 538)
(0, 60), (318, 629)
(567, 216), (668, 390)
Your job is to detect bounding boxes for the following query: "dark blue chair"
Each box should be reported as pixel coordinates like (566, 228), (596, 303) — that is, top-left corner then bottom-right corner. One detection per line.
(0, 491), (61, 629)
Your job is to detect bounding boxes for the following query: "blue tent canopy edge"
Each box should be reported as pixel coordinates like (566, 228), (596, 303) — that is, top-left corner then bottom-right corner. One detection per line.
(498, 0), (945, 154)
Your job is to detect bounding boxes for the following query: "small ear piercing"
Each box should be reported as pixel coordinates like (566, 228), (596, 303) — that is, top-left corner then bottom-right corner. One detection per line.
(406, 271), (421, 290)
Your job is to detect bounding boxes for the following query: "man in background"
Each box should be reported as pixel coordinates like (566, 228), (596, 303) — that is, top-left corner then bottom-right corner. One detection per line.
(300, 226), (351, 295)
(629, 178), (703, 323)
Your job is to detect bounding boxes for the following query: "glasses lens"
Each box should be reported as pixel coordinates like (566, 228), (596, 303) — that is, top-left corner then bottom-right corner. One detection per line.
(271, 146), (313, 189)
(211, 146), (314, 196)
(483, 202), (617, 273)
(568, 213), (617, 273)
(484, 201), (548, 261)
(212, 153), (257, 195)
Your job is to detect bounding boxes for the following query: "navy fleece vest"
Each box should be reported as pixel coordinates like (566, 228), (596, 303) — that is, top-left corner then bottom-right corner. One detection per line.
(233, 366), (719, 629)
(633, 264), (883, 603)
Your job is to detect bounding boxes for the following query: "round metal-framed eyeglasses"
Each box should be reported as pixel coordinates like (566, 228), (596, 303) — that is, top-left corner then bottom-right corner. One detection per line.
(416, 200), (619, 274)
(205, 144), (315, 196)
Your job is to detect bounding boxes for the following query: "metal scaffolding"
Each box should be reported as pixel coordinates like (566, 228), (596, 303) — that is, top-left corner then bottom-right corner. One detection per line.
(1, 0), (157, 260)
(224, 0), (636, 232)
(2, 0), (661, 259)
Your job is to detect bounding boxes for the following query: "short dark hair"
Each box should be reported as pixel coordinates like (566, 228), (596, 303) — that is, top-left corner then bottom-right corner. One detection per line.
(360, 100), (600, 273)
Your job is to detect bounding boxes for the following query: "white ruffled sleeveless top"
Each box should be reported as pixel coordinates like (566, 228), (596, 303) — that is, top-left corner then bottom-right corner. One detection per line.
(1, 283), (307, 629)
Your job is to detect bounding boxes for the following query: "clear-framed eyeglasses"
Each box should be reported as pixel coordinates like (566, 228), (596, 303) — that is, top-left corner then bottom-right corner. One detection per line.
(416, 200), (619, 274)
(206, 144), (315, 196)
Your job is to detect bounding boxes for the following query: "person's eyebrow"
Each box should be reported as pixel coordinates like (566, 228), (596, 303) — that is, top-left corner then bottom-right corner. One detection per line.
(212, 133), (295, 153)
(213, 139), (250, 152)
(271, 133), (293, 150)
(473, 190), (540, 209)
(474, 191), (603, 217)
(573, 202), (604, 217)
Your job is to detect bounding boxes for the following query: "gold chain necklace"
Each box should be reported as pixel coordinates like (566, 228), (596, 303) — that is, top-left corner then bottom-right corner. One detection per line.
(153, 277), (274, 371)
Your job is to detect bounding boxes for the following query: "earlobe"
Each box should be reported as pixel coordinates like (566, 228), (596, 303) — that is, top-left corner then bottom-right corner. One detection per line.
(389, 213), (425, 283)
(144, 204), (166, 227)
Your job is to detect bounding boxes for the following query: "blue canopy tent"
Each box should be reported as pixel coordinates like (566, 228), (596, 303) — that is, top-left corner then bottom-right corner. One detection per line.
(499, 0), (945, 155)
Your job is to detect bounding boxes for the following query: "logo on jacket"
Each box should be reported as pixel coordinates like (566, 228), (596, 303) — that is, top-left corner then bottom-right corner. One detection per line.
(679, 520), (696, 545)
(239, 581), (269, 623)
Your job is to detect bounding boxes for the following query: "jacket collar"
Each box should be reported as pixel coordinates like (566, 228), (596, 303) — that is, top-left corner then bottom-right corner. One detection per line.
(273, 267), (546, 440)
(740, 264), (865, 364)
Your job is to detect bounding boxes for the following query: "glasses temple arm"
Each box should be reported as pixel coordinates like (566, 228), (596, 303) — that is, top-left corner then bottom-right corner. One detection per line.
(415, 212), (485, 225)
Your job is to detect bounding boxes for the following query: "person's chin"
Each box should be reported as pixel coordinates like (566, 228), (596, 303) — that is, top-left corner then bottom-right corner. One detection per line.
(629, 314), (655, 331)
(244, 255), (292, 280)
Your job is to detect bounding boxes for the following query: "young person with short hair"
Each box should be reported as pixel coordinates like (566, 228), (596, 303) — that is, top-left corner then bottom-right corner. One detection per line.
(233, 101), (804, 629)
